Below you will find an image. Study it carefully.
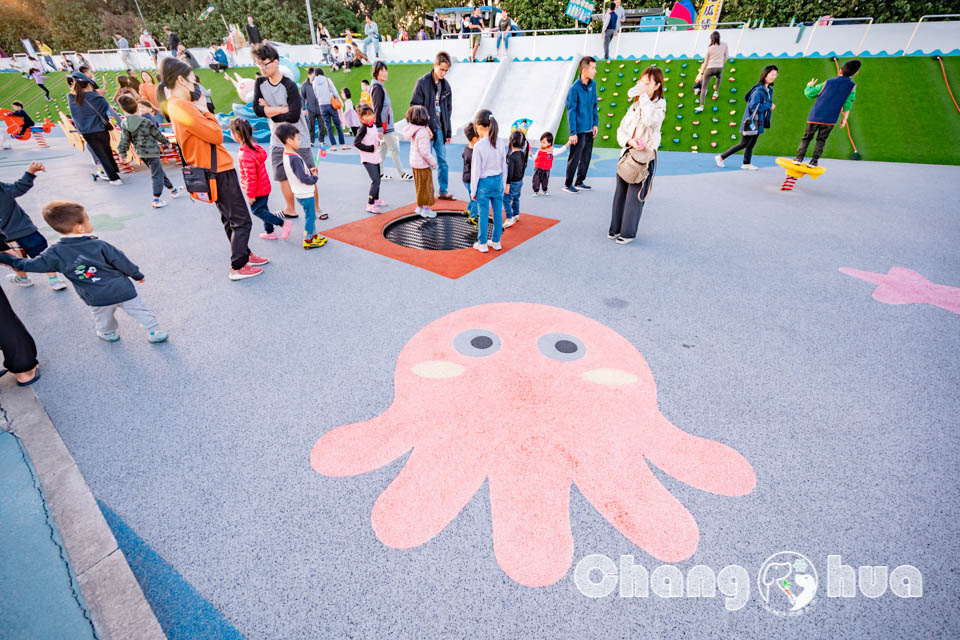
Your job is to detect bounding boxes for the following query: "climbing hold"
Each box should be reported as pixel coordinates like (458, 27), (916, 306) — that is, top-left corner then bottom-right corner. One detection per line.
(692, 120), (700, 125)
(691, 145), (698, 151)
(606, 123), (612, 129)
(663, 67), (670, 73)
(731, 134), (737, 139)
(712, 117), (719, 123)
(603, 135), (609, 140)
(619, 63), (625, 68)
(618, 72), (624, 78)
(675, 125), (682, 131)
(677, 93), (684, 98)
(681, 63), (688, 68)
(633, 67), (639, 73)
(729, 121), (737, 126)
(672, 138), (680, 143)
(677, 103), (683, 108)
(632, 77), (637, 82)
(676, 114), (683, 119)
(613, 92), (619, 97)
(599, 87), (606, 92)
(730, 110), (736, 115)
(615, 82), (621, 87)
(679, 82), (684, 87)
(663, 76), (670, 82)
(713, 106), (720, 112)
(607, 112), (615, 117)
(710, 142), (718, 148)
(692, 133), (699, 139)
(680, 72), (687, 77)
(728, 76), (735, 82)
(610, 102), (617, 107)
(602, 77), (607, 82)
(730, 67), (736, 72)
(730, 87), (738, 93)
(729, 99), (736, 104)
(710, 129), (718, 135)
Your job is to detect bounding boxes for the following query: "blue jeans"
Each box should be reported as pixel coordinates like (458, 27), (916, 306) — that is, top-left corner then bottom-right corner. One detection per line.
(298, 196), (316, 237)
(363, 35), (380, 58)
(250, 195), (285, 233)
(431, 127), (448, 194)
(463, 181), (478, 218)
(504, 180), (521, 218)
(496, 32), (511, 50)
(321, 104), (345, 146)
(475, 174), (503, 245)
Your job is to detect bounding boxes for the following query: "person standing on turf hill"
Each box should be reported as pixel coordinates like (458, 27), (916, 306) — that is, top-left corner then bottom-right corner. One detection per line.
(246, 16), (263, 46)
(564, 56), (599, 194)
(251, 43), (326, 222)
(793, 59), (860, 168)
(409, 52), (454, 200)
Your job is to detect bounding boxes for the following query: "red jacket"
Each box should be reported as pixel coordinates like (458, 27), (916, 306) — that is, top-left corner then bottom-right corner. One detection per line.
(237, 144), (271, 198)
(534, 146), (555, 171)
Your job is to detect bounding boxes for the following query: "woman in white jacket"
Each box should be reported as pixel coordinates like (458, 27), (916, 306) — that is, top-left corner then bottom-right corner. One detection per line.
(608, 66), (665, 244)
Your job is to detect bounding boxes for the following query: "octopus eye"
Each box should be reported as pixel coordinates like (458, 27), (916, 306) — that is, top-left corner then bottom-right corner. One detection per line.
(454, 329), (502, 357)
(537, 333), (586, 361)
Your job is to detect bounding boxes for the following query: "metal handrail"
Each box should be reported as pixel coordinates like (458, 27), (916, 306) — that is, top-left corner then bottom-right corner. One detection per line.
(441, 26), (587, 39)
(802, 16), (873, 57)
(903, 13), (960, 56)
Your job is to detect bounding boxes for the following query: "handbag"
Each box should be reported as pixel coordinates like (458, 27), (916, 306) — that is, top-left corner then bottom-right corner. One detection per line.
(616, 109), (656, 185)
(94, 108), (114, 132)
(178, 141), (219, 203)
(328, 79), (343, 110)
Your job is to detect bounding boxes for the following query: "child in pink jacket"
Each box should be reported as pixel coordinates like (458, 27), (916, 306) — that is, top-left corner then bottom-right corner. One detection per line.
(403, 105), (438, 218)
(353, 103), (387, 214)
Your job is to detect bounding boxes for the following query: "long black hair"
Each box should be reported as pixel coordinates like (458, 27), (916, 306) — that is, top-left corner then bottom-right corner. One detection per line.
(473, 109), (499, 148)
(757, 64), (779, 86)
(229, 117), (257, 151)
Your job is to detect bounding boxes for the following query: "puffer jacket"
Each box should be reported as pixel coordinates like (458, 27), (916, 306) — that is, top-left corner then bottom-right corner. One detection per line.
(237, 144), (271, 198)
(404, 124), (436, 170)
(617, 93), (666, 152)
(740, 83), (774, 135)
(117, 114), (167, 159)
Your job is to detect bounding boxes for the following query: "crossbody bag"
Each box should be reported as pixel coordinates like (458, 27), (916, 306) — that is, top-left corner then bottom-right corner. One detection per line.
(177, 140), (218, 203)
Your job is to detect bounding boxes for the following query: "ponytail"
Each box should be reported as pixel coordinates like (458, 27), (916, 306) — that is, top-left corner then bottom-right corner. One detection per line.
(72, 79), (86, 106)
(229, 117), (257, 151)
(474, 109), (499, 148)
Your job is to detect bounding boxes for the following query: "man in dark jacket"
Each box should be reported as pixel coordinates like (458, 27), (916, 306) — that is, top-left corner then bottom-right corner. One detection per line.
(409, 51), (454, 199)
(163, 27), (181, 53)
(563, 56), (599, 193)
(301, 68), (326, 145)
(246, 15), (263, 46)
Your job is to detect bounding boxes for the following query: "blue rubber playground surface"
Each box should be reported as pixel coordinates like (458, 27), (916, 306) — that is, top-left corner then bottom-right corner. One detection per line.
(1, 132), (959, 639)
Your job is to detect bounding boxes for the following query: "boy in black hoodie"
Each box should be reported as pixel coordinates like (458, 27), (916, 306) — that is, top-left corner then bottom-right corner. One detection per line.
(503, 130), (528, 229)
(0, 201), (168, 343)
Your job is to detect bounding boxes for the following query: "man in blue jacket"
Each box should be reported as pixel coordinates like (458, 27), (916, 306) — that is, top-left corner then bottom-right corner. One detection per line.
(564, 56), (599, 193)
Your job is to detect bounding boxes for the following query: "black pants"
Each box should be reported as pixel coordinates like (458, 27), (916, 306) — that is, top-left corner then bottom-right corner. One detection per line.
(720, 133), (759, 164)
(0, 285), (38, 374)
(38, 83), (50, 100)
(796, 123), (834, 162)
(532, 167), (550, 193)
(209, 63), (227, 72)
(83, 131), (120, 181)
(306, 111), (326, 144)
(609, 157), (656, 240)
(363, 162), (381, 202)
(565, 131), (594, 187)
(213, 170), (253, 270)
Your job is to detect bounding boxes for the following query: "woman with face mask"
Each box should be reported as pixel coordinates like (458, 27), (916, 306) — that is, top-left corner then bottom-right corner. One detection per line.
(160, 57), (268, 281)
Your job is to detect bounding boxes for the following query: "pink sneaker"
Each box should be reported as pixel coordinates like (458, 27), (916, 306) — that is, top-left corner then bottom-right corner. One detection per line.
(374, 199), (388, 207)
(365, 203), (382, 214)
(259, 232), (278, 240)
(247, 252), (270, 266)
(229, 265), (263, 280)
(280, 219), (293, 240)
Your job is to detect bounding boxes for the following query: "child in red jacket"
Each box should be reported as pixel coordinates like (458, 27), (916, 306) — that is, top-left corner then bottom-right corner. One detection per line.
(532, 132), (568, 196)
(229, 118), (291, 240)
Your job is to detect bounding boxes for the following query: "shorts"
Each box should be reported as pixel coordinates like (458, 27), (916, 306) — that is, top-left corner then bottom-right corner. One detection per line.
(271, 145), (315, 182)
(11, 230), (48, 257)
(469, 33), (481, 48)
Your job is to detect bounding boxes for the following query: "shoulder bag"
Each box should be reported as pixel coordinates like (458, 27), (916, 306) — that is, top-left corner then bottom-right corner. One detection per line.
(616, 107), (656, 184)
(328, 78), (343, 111)
(178, 140), (219, 203)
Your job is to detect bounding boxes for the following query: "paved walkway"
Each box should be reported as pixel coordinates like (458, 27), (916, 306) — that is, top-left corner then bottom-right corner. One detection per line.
(1, 134), (958, 638)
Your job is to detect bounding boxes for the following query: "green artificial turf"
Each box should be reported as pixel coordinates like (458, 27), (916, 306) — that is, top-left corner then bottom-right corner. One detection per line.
(560, 56), (960, 165)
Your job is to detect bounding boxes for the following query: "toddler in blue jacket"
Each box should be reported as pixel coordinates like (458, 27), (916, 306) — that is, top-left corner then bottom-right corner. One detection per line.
(0, 201), (168, 343)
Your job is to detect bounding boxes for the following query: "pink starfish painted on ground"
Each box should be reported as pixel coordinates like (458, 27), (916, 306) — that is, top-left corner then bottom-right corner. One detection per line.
(310, 303), (756, 587)
(840, 267), (960, 315)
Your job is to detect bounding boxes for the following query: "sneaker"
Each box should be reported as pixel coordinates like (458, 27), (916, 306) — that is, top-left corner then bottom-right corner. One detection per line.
(607, 232), (618, 239)
(694, 106), (704, 113)
(280, 219), (293, 240)
(303, 234), (328, 250)
(532, 192), (540, 197)
(259, 232), (279, 240)
(152, 199), (168, 209)
(712, 92), (719, 100)
(437, 192), (455, 201)
(109, 179), (123, 186)
(714, 154), (725, 168)
(365, 203), (382, 214)
(48, 276), (67, 291)
(503, 217), (516, 229)
(575, 183), (592, 191)
(400, 172), (414, 181)
(418, 207), (430, 218)
(541, 191), (549, 196)
(380, 173), (393, 180)
(792, 158), (804, 165)
(562, 185), (579, 194)
(147, 330), (169, 343)
(615, 236), (635, 245)
(472, 241), (489, 253)
(374, 199), (388, 207)
(5, 273), (32, 287)
(97, 331), (121, 342)
(229, 265), (263, 280)
(247, 252), (270, 266)
(487, 240), (502, 251)
(740, 163), (758, 171)
(808, 159), (819, 167)
(170, 186), (184, 198)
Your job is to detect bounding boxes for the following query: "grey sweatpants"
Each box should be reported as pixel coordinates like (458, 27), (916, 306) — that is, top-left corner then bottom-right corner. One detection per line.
(379, 131), (408, 177)
(144, 157), (174, 198)
(90, 295), (159, 334)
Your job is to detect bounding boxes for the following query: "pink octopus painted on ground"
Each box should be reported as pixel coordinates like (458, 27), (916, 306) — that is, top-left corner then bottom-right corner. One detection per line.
(840, 267), (960, 315)
(310, 303), (757, 587)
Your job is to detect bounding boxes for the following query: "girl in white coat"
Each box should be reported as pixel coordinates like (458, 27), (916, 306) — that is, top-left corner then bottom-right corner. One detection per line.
(608, 66), (666, 244)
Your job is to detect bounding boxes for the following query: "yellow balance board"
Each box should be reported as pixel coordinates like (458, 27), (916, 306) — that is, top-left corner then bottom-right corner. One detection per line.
(776, 157), (826, 179)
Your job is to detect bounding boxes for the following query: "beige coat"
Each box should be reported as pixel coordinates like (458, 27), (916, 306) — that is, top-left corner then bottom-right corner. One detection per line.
(617, 93), (666, 153)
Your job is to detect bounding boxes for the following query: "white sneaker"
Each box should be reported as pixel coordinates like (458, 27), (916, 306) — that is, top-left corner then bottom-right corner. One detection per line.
(472, 241), (489, 253)
(400, 172), (414, 181)
(487, 240), (502, 251)
(741, 164), (758, 171)
(418, 207), (430, 218)
(712, 92), (719, 99)
(531, 192), (540, 197)
(380, 173), (393, 180)
(426, 208), (437, 218)
(109, 179), (123, 185)
(5, 273), (33, 287)
(170, 186), (184, 198)
(49, 277), (67, 291)
(152, 199), (168, 208)
(503, 217), (516, 229)
(714, 155), (725, 168)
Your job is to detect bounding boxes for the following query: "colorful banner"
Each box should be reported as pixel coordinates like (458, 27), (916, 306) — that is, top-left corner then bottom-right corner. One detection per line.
(696, 0), (724, 30)
(668, 0), (696, 25)
(565, 0), (596, 25)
